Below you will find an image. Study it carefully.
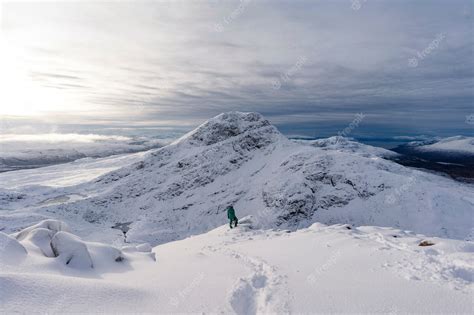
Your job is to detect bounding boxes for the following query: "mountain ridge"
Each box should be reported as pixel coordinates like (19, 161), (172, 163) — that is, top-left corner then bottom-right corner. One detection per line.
(0, 112), (472, 246)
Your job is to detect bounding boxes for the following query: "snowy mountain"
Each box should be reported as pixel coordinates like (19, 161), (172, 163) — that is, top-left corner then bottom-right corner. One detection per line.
(0, 112), (472, 245)
(1, 112), (473, 313)
(412, 136), (474, 155)
(0, 133), (168, 172)
(393, 136), (474, 164)
(389, 136), (474, 182)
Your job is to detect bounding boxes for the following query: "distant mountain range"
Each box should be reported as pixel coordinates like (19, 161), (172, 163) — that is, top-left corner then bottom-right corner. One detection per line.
(389, 136), (474, 182)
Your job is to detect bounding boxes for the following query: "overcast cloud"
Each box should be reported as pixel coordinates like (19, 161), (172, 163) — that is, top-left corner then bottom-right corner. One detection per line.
(1, 0), (473, 138)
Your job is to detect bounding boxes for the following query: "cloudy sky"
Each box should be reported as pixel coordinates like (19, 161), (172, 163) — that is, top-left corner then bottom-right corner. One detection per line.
(0, 0), (473, 140)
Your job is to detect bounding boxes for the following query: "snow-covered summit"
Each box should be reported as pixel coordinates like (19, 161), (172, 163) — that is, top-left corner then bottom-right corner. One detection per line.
(173, 112), (279, 146)
(0, 112), (473, 246)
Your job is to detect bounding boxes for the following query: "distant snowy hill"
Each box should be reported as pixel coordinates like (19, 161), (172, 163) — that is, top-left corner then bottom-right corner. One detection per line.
(393, 136), (474, 162)
(0, 112), (472, 246)
(414, 136), (474, 155)
(0, 133), (169, 172)
(390, 136), (474, 182)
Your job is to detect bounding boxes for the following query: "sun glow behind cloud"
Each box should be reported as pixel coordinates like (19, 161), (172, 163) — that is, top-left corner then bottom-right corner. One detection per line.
(0, 2), (139, 119)
(0, 1), (472, 137)
(0, 41), (69, 116)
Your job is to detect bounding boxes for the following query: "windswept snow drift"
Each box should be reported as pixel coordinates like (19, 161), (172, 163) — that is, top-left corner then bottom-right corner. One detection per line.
(0, 232), (27, 264)
(5, 219), (155, 270)
(0, 218), (472, 313)
(0, 112), (473, 245)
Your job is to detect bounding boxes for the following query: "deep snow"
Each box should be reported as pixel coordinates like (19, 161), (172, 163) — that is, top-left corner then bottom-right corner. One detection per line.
(0, 218), (472, 313)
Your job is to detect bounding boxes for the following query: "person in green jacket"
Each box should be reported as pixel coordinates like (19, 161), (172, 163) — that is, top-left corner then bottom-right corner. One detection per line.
(227, 205), (238, 228)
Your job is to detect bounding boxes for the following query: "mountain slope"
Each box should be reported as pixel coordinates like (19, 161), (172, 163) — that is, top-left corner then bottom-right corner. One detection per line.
(0, 112), (473, 245)
(0, 134), (167, 172)
(294, 136), (398, 158)
(1, 218), (472, 314)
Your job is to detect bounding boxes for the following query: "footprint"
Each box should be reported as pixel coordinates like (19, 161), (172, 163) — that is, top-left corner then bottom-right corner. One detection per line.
(251, 274), (267, 289)
(204, 245), (289, 315)
(229, 279), (257, 315)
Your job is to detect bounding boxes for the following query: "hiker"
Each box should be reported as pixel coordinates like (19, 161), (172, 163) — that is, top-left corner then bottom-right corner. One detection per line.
(227, 205), (238, 228)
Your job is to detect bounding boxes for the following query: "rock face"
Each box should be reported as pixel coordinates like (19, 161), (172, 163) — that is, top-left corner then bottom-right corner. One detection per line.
(3, 112), (473, 245)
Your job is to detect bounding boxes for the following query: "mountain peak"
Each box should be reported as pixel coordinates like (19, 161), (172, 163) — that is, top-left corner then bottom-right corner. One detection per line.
(173, 111), (277, 146)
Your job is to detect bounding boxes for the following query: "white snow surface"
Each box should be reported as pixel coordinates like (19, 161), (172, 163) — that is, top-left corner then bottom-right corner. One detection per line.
(295, 136), (398, 158)
(412, 136), (474, 155)
(0, 232), (27, 264)
(0, 150), (147, 189)
(0, 133), (168, 172)
(0, 111), (473, 313)
(0, 218), (472, 313)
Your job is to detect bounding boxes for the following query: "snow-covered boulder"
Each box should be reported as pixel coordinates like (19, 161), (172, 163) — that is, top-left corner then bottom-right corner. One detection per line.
(0, 231), (27, 264)
(87, 242), (125, 266)
(51, 231), (93, 269)
(2, 219), (156, 273)
(22, 227), (56, 257)
(14, 219), (70, 241)
(236, 215), (263, 230)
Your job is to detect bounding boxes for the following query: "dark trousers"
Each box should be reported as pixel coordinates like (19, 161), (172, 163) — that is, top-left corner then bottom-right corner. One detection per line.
(229, 218), (238, 228)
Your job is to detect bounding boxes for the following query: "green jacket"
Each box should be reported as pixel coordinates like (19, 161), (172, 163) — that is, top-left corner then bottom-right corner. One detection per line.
(227, 206), (237, 220)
